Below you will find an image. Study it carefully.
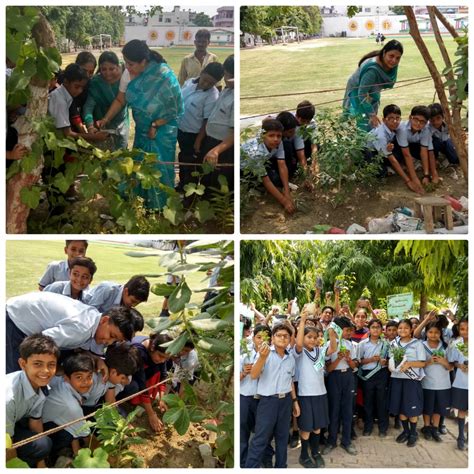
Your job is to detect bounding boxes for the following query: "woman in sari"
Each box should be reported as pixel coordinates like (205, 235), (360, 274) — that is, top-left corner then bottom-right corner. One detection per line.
(82, 51), (129, 150)
(98, 40), (183, 210)
(343, 40), (404, 131)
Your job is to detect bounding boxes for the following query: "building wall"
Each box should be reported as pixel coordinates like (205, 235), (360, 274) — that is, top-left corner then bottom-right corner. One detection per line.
(322, 14), (468, 37)
(124, 25), (233, 47)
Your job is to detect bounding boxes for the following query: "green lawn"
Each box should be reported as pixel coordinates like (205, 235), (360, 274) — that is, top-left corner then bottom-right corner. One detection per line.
(6, 240), (221, 326)
(61, 46), (233, 77)
(241, 36), (461, 120)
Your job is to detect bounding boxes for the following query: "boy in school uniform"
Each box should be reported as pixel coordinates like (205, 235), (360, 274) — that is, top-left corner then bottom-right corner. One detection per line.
(367, 104), (425, 194)
(323, 316), (359, 456)
(82, 342), (140, 415)
(6, 292), (136, 373)
(245, 324), (301, 469)
(6, 335), (60, 467)
(83, 275), (150, 313)
(43, 256), (97, 302)
(241, 118), (296, 214)
(392, 105), (439, 187)
(42, 354), (95, 457)
(295, 100), (318, 161)
(428, 102), (459, 165)
(200, 55), (234, 192)
(240, 324), (272, 467)
(48, 63), (109, 144)
(38, 240), (88, 290)
(177, 62), (224, 191)
(178, 29), (219, 86)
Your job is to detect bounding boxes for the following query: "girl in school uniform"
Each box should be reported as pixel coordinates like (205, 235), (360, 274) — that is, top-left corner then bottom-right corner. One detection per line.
(293, 313), (337, 468)
(448, 319), (468, 450)
(388, 318), (427, 447)
(358, 318), (390, 436)
(421, 322), (452, 442)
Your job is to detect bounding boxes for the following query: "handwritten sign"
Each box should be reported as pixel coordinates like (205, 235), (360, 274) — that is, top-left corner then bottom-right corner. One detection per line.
(387, 293), (413, 318)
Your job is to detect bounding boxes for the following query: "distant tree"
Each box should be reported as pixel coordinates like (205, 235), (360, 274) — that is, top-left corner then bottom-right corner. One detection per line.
(193, 12), (213, 27)
(390, 6), (406, 16)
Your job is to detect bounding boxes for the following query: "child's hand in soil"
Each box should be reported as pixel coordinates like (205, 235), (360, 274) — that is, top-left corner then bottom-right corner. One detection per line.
(405, 179), (425, 195)
(158, 399), (168, 413)
(282, 196), (296, 214)
(303, 179), (314, 192)
(149, 411), (164, 432)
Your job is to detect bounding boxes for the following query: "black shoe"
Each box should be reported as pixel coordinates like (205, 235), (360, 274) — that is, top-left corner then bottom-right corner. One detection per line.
(322, 444), (336, 455)
(457, 438), (466, 451)
(299, 456), (316, 468)
(363, 429), (372, 436)
(431, 427), (442, 442)
(396, 432), (409, 443)
(394, 419), (401, 430)
(407, 435), (417, 447)
(379, 431), (387, 438)
(421, 426), (432, 440)
(341, 444), (358, 455)
(311, 453), (325, 468)
(289, 431), (300, 448)
(438, 424), (447, 435)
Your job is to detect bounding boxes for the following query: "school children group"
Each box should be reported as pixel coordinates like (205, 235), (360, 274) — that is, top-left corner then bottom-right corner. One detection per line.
(7, 29), (234, 210)
(240, 292), (468, 468)
(6, 240), (199, 467)
(241, 98), (459, 212)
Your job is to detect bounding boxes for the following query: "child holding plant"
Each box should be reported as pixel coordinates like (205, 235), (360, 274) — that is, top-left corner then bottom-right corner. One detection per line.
(448, 319), (468, 450)
(293, 313), (337, 468)
(358, 318), (390, 436)
(245, 324), (300, 468)
(388, 318), (426, 447)
(420, 322), (452, 442)
(240, 324), (272, 467)
(323, 316), (359, 456)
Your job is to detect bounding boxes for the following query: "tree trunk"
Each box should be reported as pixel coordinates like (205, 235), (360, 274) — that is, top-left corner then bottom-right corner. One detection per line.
(419, 292), (428, 318)
(403, 7), (468, 180)
(6, 14), (56, 234)
(433, 6), (459, 38)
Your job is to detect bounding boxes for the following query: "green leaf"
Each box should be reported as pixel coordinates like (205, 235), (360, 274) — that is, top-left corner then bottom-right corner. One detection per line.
(197, 337), (232, 354)
(120, 156), (134, 175)
(168, 263), (201, 274)
(163, 406), (183, 424)
(146, 316), (181, 333)
(151, 283), (175, 297)
(52, 172), (72, 194)
(20, 185), (41, 209)
(189, 318), (232, 331)
(168, 281), (192, 312)
(203, 423), (218, 433)
(174, 406), (191, 435)
(163, 331), (188, 356)
(194, 200), (215, 223)
(161, 393), (183, 408)
(6, 457), (30, 468)
(71, 447), (110, 468)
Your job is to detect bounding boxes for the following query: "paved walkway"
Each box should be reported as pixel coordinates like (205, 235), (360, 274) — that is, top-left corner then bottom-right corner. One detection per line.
(287, 416), (468, 468)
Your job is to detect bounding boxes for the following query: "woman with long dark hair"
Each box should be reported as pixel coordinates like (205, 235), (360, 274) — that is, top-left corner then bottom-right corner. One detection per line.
(343, 40), (404, 131)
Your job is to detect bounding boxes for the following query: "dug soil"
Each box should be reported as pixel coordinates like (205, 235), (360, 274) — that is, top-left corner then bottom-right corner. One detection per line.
(241, 166), (467, 234)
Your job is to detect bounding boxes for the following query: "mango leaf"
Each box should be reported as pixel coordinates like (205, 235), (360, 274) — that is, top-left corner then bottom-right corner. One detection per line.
(197, 337), (232, 354)
(71, 447), (110, 468)
(159, 251), (180, 267)
(168, 281), (192, 313)
(168, 263), (201, 274)
(20, 186), (41, 209)
(189, 319), (232, 331)
(163, 331), (188, 355)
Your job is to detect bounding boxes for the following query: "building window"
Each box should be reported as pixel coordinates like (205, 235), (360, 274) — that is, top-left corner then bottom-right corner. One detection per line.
(159, 15), (163, 22)
(165, 18), (171, 23)
(364, 7), (371, 13)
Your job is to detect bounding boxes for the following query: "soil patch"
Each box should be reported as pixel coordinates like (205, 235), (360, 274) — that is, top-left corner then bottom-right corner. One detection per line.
(241, 166), (467, 234)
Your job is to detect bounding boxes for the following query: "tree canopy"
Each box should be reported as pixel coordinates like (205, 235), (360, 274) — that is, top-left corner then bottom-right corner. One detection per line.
(240, 240), (467, 317)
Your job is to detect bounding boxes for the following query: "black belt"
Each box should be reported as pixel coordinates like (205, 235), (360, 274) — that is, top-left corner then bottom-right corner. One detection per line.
(261, 392), (291, 399)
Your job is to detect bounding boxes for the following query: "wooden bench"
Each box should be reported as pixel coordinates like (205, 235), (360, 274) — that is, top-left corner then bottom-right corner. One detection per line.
(413, 197), (454, 233)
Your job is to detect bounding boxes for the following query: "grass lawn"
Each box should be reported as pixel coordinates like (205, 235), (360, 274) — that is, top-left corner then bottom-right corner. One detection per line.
(6, 240), (222, 326)
(240, 35), (462, 121)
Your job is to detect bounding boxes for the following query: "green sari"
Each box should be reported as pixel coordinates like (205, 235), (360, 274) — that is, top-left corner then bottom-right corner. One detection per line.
(343, 57), (398, 131)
